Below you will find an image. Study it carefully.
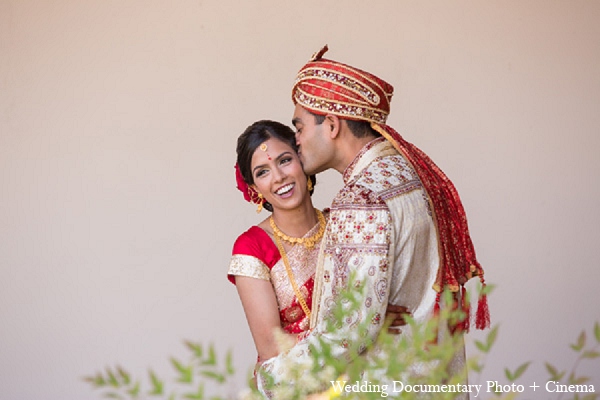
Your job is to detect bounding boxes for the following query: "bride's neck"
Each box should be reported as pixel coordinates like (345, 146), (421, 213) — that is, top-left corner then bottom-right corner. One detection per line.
(270, 201), (318, 237)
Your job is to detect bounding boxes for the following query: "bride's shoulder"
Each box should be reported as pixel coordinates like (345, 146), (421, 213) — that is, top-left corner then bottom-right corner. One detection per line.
(234, 225), (267, 246)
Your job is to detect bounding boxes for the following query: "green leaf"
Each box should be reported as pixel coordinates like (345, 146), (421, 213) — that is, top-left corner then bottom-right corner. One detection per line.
(504, 367), (514, 381)
(471, 363), (483, 373)
(185, 340), (203, 359)
(171, 357), (185, 373)
(481, 283), (496, 296)
(225, 349), (235, 376)
(202, 345), (217, 366)
(116, 366), (130, 385)
(106, 368), (119, 387)
(442, 289), (454, 309)
(485, 325), (499, 353)
(571, 331), (586, 352)
(487, 325), (499, 346)
(594, 322), (600, 344)
(148, 370), (164, 396)
(545, 362), (566, 381)
(184, 382), (204, 399)
(171, 357), (193, 383)
(474, 340), (488, 352)
(200, 370), (225, 383)
(545, 362), (557, 375)
(582, 350), (600, 359)
(127, 381), (140, 397)
(512, 361), (531, 380)
(582, 393), (598, 400)
(83, 373), (106, 387)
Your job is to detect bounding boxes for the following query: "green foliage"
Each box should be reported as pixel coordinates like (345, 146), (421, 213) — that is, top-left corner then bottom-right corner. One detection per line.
(249, 277), (476, 399)
(85, 281), (599, 400)
(505, 362), (530, 381)
(553, 324), (600, 400)
(84, 341), (236, 400)
(475, 325), (499, 353)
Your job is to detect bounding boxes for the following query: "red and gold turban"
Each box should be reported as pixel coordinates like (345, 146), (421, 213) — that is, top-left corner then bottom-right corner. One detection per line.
(293, 46), (393, 125)
(293, 45), (490, 331)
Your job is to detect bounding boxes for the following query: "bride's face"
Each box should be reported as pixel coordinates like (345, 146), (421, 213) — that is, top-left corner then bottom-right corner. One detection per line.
(250, 137), (309, 212)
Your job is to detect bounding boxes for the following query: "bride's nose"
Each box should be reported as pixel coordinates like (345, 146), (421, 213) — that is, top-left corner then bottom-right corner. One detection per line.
(271, 166), (286, 183)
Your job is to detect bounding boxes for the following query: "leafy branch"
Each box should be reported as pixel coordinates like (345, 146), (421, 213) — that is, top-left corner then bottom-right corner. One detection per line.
(546, 322), (600, 400)
(84, 342), (236, 400)
(84, 281), (599, 400)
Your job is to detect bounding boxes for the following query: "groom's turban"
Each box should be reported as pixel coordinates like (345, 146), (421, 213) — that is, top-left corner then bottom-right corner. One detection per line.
(292, 46), (393, 126)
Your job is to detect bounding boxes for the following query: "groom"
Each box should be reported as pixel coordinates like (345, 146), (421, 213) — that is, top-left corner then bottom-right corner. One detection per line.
(257, 46), (489, 398)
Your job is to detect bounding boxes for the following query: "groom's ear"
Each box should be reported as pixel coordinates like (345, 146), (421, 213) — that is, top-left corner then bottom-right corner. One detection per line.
(325, 114), (340, 139)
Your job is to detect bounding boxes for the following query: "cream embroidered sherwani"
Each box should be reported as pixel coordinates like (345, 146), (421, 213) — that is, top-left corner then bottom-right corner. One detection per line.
(258, 138), (466, 399)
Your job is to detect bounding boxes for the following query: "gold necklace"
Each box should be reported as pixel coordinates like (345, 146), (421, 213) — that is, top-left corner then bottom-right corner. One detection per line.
(269, 209), (326, 250)
(269, 209), (326, 319)
(272, 233), (311, 318)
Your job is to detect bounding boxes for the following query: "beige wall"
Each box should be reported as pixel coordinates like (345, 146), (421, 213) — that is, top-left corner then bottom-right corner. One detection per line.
(1, 1), (599, 398)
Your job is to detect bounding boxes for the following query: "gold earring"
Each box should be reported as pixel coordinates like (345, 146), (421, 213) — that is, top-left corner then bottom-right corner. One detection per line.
(307, 178), (313, 192)
(255, 193), (263, 213)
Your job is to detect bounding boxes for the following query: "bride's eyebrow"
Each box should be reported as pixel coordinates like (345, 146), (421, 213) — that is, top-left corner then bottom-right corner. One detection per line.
(252, 151), (293, 175)
(275, 151), (293, 160)
(252, 163), (266, 175)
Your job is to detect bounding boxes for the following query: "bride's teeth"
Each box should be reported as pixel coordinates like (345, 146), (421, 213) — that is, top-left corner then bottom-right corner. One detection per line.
(276, 184), (294, 195)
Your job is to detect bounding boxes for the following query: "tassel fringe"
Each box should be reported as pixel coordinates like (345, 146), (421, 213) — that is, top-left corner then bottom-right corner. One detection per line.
(372, 122), (491, 332)
(475, 280), (491, 330)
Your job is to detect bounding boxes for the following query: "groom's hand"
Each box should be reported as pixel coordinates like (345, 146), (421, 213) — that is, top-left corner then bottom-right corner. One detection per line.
(385, 303), (411, 334)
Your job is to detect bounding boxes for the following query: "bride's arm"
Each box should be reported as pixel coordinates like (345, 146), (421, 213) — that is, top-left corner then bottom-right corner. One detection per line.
(234, 276), (284, 361)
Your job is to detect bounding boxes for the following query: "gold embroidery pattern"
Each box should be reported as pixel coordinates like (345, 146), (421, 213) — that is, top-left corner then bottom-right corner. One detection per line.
(343, 138), (387, 183)
(270, 223), (320, 310)
(295, 68), (382, 105)
(294, 87), (388, 125)
(352, 156), (422, 200)
(326, 206), (391, 247)
(228, 255), (270, 281)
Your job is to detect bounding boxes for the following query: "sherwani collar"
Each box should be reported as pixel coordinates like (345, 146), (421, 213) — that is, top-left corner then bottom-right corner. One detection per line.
(342, 137), (398, 184)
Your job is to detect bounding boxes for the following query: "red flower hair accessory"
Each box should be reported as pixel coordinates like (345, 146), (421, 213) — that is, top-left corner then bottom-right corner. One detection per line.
(235, 163), (264, 206)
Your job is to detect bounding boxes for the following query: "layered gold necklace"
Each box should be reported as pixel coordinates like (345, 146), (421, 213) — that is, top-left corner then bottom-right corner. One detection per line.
(269, 209), (326, 250)
(269, 209), (326, 318)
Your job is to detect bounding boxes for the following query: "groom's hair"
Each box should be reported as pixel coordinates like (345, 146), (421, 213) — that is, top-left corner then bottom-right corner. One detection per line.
(309, 110), (380, 139)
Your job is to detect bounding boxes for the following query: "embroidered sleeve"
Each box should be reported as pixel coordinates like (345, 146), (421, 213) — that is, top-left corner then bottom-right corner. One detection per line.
(257, 186), (393, 397)
(228, 254), (270, 282)
(228, 226), (281, 284)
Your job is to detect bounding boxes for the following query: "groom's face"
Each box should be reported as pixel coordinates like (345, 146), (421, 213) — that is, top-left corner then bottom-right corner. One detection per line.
(292, 104), (333, 176)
